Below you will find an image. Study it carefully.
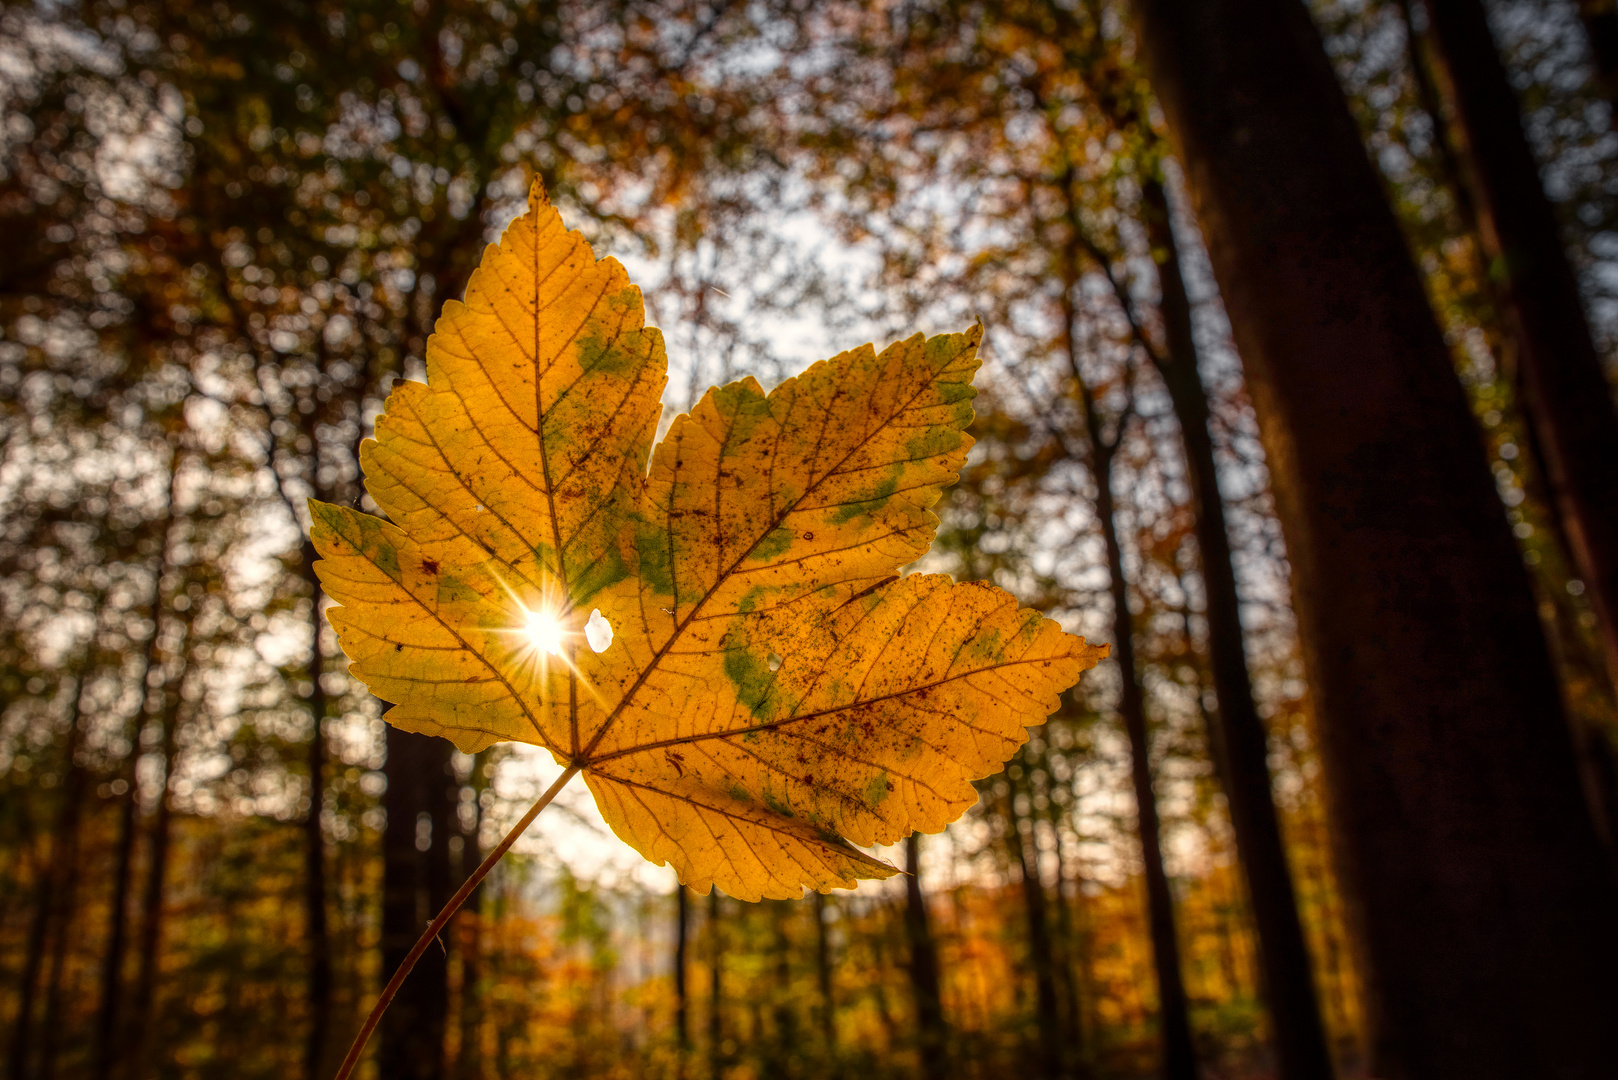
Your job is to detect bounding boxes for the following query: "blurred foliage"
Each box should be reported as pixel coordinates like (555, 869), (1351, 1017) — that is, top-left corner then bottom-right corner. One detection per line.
(2, 0), (1613, 1077)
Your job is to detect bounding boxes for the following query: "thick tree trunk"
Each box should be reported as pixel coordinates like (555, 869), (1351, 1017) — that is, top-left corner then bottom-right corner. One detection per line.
(379, 727), (457, 1080)
(1140, 176), (1336, 1080)
(1398, 0), (1618, 853)
(300, 536), (333, 1080)
(1004, 766), (1063, 1078)
(1418, 0), (1618, 700)
(1127, 0), (1618, 1075)
(902, 833), (948, 1080)
(1088, 434), (1199, 1080)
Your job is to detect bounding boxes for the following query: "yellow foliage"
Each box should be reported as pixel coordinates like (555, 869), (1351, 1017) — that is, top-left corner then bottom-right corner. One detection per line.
(310, 182), (1104, 900)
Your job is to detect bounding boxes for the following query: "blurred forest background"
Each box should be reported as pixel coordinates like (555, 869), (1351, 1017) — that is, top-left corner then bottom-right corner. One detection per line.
(3, 0), (1617, 1078)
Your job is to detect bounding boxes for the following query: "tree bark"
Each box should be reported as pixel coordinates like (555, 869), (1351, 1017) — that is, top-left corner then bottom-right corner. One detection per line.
(379, 727), (456, 1080)
(1140, 176), (1336, 1080)
(1417, 0), (1618, 702)
(902, 833), (948, 1080)
(1127, 0), (1618, 1075)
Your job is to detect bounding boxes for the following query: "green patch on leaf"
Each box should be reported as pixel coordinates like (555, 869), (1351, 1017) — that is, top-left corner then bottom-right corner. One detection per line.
(568, 544), (628, 605)
(763, 789), (794, 818)
(829, 471), (900, 525)
(635, 522), (675, 596)
(724, 647), (776, 721)
(750, 527), (794, 562)
(436, 575), (481, 604)
(964, 628), (1005, 664)
(905, 424), (962, 462)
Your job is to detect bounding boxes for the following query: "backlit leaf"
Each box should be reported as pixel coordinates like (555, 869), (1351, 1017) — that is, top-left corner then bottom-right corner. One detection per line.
(310, 183), (1105, 900)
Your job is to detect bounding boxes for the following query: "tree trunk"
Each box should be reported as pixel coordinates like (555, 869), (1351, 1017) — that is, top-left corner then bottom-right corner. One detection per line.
(771, 901), (797, 1071)
(1140, 175), (1336, 1080)
(675, 887), (690, 1054)
(1004, 765), (1063, 1078)
(1127, 0), (1618, 1074)
(813, 891), (836, 1064)
(1046, 794), (1088, 1070)
(301, 536), (333, 1080)
(903, 833), (948, 1080)
(38, 711), (90, 1080)
(8, 665), (92, 1080)
(1399, 0), (1618, 855)
(126, 673), (184, 1078)
(93, 738), (140, 1080)
(1575, 0), (1618, 126)
(455, 750), (489, 1080)
(1086, 429), (1199, 1080)
(379, 727), (456, 1080)
(1417, 0), (1618, 702)
(94, 499), (173, 1080)
(707, 889), (724, 1076)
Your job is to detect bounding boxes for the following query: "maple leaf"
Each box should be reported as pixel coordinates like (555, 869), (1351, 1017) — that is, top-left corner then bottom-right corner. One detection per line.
(310, 182), (1105, 901)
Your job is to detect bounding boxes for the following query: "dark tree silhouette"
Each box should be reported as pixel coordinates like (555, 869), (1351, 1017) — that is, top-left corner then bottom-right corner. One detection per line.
(1416, 0), (1618, 700)
(1128, 0), (1618, 1075)
(1003, 756), (1065, 1078)
(379, 728), (457, 1080)
(1138, 175), (1335, 1080)
(1073, 363), (1198, 1080)
(903, 833), (948, 1080)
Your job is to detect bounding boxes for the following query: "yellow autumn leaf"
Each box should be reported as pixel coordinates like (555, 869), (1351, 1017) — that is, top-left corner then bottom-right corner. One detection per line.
(310, 182), (1106, 901)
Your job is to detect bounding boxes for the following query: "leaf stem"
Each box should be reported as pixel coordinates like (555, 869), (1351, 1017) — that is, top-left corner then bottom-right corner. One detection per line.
(332, 763), (581, 1080)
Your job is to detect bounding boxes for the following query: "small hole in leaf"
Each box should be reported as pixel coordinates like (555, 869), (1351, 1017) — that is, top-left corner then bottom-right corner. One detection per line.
(767, 653), (783, 672)
(585, 609), (613, 653)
